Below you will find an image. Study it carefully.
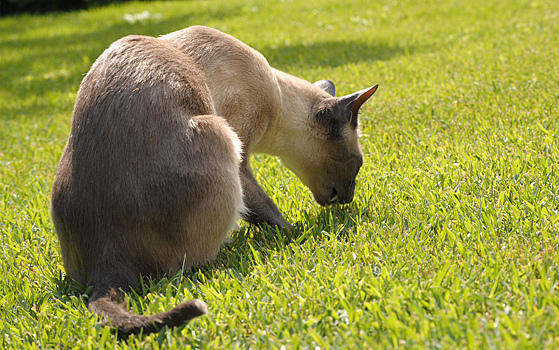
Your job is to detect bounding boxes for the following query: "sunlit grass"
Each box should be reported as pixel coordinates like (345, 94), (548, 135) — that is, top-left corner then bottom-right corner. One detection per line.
(1, 0), (558, 348)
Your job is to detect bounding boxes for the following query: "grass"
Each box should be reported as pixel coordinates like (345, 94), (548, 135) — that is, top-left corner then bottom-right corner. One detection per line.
(1, 0), (558, 348)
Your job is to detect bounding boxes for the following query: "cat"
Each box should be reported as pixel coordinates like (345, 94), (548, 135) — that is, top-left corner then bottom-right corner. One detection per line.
(51, 26), (378, 336)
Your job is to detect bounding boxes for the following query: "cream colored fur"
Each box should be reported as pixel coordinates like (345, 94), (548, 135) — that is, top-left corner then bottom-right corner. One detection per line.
(162, 26), (377, 225)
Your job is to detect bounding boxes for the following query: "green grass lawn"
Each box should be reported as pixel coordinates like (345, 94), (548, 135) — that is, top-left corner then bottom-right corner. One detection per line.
(1, 0), (558, 348)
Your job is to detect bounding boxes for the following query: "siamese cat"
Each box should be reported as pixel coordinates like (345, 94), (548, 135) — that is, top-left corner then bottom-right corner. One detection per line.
(51, 26), (378, 336)
(162, 26), (378, 228)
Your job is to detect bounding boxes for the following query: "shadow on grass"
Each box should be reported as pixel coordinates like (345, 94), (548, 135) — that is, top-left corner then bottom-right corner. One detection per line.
(46, 202), (363, 343)
(199, 202), (365, 276)
(261, 39), (414, 70)
(3, 11), (411, 111)
(1, 5), (245, 120)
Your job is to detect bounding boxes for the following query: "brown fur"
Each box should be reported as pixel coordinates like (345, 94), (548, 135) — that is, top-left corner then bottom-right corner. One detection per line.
(51, 26), (378, 336)
(51, 35), (243, 335)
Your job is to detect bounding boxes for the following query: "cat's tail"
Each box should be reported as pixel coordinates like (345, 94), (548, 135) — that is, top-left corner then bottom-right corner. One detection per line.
(88, 286), (207, 337)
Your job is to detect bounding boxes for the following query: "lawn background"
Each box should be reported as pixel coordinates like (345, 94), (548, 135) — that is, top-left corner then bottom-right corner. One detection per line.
(1, 0), (558, 348)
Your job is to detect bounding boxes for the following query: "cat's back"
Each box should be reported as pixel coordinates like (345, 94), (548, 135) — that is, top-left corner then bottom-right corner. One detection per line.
(74, 35), (213, 126)
(53, 35), (216, 219)
(161, 26), (282, 149)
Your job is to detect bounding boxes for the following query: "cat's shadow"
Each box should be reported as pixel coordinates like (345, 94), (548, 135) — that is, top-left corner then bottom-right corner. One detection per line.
(49, 204), (364, 341)
(190, 203), (364, 279)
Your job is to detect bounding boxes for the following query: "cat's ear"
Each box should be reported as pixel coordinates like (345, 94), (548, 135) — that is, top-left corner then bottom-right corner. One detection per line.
(314, 80), (336, 96)
(338, 84), (379, 127)
(312, 84), (378, 139)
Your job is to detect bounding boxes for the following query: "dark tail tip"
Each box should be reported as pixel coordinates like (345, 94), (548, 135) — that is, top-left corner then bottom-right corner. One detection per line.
(148, 298), (208, 329)
(88, 288), (207, 337)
